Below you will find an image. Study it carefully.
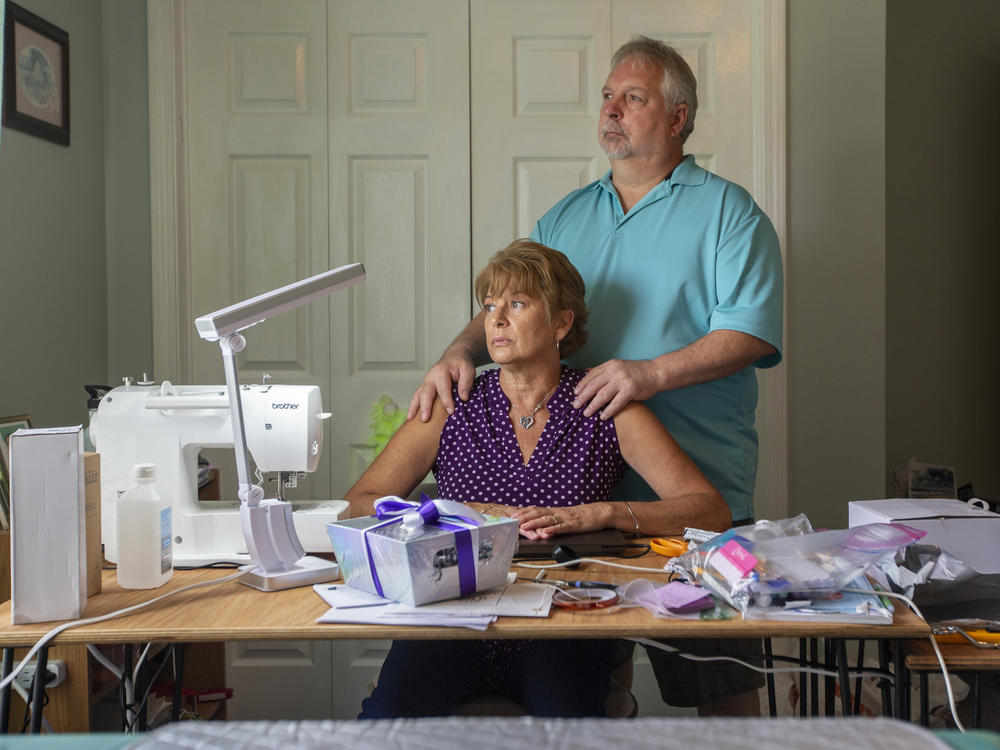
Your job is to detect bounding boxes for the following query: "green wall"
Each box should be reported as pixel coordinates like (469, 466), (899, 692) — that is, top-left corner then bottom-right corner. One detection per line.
(885, 0), (1000, 503)
(788, 0), (887, 530)
(102, 0), (152, 385)
(0, 0), (108, 428)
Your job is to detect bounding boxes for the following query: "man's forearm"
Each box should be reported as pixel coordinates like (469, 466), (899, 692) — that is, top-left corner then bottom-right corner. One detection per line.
(446, 310), (491, 367)
(653, 329), (776, 392)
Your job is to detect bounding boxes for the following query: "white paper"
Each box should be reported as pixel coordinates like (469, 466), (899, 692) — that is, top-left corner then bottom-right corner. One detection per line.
(313, 582), (551, 629)
(385, 583), (552, 618)
(315, 606), (495, 630)
(313, 583), (391, 609)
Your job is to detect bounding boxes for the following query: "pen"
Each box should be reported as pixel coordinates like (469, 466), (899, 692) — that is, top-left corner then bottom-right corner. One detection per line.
(565, 581), (619, 590)
(514, 577), (617, 590)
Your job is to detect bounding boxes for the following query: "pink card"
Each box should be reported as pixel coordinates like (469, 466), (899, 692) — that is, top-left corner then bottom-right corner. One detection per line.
(708, 539), (759, 584)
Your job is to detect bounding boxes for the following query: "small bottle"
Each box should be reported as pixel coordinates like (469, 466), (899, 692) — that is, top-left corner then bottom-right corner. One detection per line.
(117, 463), (173, 589)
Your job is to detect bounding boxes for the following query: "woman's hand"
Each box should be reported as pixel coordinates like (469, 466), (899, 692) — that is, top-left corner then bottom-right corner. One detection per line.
(510, 504), (612, 540)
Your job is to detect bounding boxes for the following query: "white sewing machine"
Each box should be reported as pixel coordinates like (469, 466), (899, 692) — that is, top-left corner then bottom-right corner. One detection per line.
(90, 377), (348, 567)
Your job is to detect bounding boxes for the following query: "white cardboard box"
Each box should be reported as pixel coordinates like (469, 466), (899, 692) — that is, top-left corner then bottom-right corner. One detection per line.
(10, 426), (88, 624)
(848, 498), (1000, 574)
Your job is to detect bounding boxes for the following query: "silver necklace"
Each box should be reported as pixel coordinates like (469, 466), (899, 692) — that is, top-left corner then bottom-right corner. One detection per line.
(517, 386), (557, 430)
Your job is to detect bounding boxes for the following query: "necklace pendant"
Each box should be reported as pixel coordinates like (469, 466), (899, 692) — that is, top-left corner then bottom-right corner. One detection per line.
(519, 415), (535, 429)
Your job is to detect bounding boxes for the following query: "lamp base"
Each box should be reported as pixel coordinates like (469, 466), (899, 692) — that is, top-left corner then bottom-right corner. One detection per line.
(238, 555), (340, 592)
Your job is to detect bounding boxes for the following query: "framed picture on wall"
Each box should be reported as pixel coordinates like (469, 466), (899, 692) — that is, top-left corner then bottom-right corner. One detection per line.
(2, 1), (70, 146)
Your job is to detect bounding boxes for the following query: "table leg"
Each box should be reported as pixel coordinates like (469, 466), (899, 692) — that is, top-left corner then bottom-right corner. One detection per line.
(894, 639), (908, 720)
(836, 640), (852, 716)
(0, 648), (12, 733)
(878, 639), (892, 717)
(171, 644), (186, 723)
(763, 638), (776, 717)
(824, 639), (836, 716)
(853, 639), (865, 716)
(972, 672), (981, 729)
(810, 638), (819, 716)
(920, 671), (929, 727)
(135, 651), (146, 732)
(28, 647), (47, 734)
(122, 644), (133, 732)
(799, 638), (808, 717)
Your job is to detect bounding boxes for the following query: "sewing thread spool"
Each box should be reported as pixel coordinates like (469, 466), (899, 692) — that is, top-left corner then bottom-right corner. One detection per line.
(116, 463), (173, 589)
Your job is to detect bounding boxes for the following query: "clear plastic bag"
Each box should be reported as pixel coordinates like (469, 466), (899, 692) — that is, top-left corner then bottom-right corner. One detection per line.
(669, 522), (925, 613)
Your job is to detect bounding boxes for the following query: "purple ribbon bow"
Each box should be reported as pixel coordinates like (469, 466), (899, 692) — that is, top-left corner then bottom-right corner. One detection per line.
(364, 495), (482, 599)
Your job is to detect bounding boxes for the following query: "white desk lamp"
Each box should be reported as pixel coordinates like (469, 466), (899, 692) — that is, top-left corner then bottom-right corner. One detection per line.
(194, 263), (365, 590)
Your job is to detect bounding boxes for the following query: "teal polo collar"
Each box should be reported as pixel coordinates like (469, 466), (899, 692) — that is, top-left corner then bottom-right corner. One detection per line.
(597, 154), (707, 220)
(597, 153), (707, 201)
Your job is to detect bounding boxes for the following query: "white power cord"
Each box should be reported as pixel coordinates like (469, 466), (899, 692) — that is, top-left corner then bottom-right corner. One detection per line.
(843, 586), (966, 733)
(629, 636), (893, 683)
(0, 570), (245, 696)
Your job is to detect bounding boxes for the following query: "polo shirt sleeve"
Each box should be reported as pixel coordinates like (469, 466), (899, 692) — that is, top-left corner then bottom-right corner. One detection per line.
(710, 206), (784, 368)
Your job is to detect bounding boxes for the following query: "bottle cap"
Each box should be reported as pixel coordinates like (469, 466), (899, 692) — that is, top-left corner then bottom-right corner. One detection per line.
(132, 463), (157, 480)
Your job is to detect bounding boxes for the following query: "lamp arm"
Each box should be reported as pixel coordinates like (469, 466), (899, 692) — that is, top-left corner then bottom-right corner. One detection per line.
(219, 334), (262, 507)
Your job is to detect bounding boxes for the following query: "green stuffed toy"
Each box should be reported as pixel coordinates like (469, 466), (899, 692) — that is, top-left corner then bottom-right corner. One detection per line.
(365, 395), (407, 457)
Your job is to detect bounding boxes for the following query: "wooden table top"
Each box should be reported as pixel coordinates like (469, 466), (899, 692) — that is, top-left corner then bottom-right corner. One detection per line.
(905, 638), (1000, 671)
(0, 553), (931, 646)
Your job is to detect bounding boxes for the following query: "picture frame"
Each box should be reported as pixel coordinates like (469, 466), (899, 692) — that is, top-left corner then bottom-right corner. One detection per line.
(0, 413), (33, 472)
(2, 2), (70, 146)
(0, 414), (31, 531)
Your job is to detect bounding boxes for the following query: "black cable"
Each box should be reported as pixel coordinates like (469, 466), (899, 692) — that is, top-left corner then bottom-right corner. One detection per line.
(126, 645), (175, 733)
(173, 562), (241, 570)
(616, 544), (650, 559)
(18, 680), (47, 735)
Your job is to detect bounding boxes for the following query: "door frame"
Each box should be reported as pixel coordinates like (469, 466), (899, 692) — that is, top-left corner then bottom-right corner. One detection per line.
(147, 0), (789, 519)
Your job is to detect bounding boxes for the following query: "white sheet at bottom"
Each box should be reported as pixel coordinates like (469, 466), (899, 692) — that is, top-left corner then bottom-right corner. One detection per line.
(132, 716), (951, 750)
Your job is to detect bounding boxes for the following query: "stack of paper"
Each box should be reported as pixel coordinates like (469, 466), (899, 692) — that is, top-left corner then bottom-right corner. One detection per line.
(314, 582), (553, 630)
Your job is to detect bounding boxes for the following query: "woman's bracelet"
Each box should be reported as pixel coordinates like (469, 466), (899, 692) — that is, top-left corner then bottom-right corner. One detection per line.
(622, 500), (641, 537)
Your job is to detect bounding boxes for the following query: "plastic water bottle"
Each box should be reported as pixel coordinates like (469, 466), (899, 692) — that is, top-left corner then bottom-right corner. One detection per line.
(117, 463), (173, 589)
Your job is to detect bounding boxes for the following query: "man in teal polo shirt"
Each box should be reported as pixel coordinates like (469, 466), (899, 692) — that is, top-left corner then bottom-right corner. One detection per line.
(530, 150), (782, 521)
(409, 37), (782, 716)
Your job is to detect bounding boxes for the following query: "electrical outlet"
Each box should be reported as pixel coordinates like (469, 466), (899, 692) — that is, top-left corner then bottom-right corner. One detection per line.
(14, 660), (66, 690)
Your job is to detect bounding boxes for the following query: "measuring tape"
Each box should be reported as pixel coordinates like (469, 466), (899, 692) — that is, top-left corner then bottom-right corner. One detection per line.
(552, 588), (620, 610)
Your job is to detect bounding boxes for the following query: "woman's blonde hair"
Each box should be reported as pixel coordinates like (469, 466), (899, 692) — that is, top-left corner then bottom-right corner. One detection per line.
(474, 239), (588, 357)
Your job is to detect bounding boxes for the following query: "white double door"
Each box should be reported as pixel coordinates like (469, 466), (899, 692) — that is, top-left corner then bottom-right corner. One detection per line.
(153, 0), (783, 720)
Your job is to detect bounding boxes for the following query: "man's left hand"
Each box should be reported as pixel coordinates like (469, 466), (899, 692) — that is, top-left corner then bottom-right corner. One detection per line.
(571, 358), (661, 419)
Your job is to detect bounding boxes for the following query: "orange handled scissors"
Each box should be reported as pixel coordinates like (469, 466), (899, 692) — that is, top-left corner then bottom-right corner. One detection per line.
(649, 536), (689, 558)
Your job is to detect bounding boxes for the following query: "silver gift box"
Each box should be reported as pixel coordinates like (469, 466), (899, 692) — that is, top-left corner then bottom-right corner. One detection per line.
(327, 510), (518, 606)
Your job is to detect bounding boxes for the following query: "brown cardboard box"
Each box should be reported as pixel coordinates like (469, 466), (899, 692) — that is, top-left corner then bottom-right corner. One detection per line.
(84, 452), (102, 596)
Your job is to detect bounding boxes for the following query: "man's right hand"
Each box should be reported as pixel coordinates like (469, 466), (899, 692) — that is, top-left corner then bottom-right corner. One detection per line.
(407, 353), (476, 422)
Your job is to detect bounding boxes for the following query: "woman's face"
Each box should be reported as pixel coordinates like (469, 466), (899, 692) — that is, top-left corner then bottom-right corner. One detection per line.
(483, 288), (570, 367)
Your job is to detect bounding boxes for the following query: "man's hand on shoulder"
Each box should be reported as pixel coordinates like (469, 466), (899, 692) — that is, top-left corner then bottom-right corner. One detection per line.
(407, 353), (476, 422)
(572, 358), (662, 420)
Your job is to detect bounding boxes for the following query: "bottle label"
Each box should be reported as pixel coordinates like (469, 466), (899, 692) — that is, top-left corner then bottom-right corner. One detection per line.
(160, 507), (173, 574)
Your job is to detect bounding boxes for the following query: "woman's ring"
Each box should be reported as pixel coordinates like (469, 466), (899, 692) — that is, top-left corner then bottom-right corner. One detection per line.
(550, 514), (559, 525)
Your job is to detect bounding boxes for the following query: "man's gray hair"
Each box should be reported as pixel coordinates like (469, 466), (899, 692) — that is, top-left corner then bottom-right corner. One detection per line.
(610, 36), (698, 143)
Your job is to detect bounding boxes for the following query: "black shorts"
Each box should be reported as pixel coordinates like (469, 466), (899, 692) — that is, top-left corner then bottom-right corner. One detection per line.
(643, 638), (766, 708)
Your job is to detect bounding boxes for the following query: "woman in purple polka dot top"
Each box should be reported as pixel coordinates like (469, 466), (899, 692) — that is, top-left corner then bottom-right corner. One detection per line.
(347, 239), (730, 719)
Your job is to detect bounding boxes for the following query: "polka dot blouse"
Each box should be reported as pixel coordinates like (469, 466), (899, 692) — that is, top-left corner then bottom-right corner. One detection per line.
(433, 367), (627, 508)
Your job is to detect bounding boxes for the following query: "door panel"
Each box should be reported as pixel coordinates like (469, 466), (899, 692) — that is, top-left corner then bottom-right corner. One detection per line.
(613, 0), (754, 190)
(328, 0), (471, 495)
(470, 0), (611, 275)
(184, 0), (331, 501)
